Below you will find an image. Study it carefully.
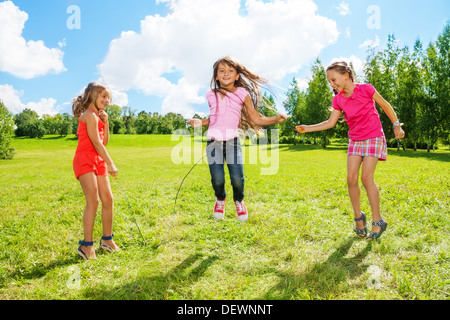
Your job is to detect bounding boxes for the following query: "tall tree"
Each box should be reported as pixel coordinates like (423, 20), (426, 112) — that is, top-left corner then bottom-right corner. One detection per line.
(365, 35), (402, 140)
(395, 40), (425, 150)
(422, 43), (442, 151)
(304, 59), (333, 147)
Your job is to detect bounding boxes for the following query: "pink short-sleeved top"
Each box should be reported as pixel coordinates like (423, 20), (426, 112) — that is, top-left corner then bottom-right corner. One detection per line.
(332, 83), (384, 141)
(206, 87), (248, 141)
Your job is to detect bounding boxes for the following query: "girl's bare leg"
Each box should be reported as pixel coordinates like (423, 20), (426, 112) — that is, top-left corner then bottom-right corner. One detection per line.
(78, 172), (99, 259)
(361, 156), (382, 234)
(97, 175), (118, 250)
(347, 155), (365, 230)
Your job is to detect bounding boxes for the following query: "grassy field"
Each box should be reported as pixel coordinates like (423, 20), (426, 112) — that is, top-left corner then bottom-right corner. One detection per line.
(0, 134), (449, 300)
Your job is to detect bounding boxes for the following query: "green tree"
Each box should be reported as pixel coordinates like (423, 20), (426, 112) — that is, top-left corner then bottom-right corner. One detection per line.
(14, 108), (45, 138)
(422, 43), (442, 151)
(395, 41), (425, 150)
(433, 21), (450, 142)
(122, 106), (137, 134)
(105, 105), (124, 134)
(304, 59), (333, 147)
(59, 113), (73, 136)
(135, 111), (151, 134)
(365, 35), (402, 140)
(0, 101), (15, 159)
(282, 78), (307, 144)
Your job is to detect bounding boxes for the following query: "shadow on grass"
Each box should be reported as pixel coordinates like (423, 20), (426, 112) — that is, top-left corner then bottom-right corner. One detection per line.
(278, 144), (348, 153)
(388, 149), (450, 163)
(0, 256), (79, 288)
(260, 238), (372, 300)
(82, 252), (219, 299)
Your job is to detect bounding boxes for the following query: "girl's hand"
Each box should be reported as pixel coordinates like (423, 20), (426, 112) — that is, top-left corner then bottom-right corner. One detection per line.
(394, 125), (405, 139)
(295, 125), (307, 134)
(108, 163), (119, 178)
(276, 114), (288, 124)
(98, 110), (109, 125)
(189, 119), (202, 127)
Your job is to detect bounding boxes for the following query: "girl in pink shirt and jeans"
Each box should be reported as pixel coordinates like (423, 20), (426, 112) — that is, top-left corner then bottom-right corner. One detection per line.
(190, 56), (287, 222)
(296, 61), (405, 240)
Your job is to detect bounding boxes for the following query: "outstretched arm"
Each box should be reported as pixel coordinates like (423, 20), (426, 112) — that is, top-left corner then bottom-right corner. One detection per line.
(295, 109), (342, 133)
(244, 95), (287, 126)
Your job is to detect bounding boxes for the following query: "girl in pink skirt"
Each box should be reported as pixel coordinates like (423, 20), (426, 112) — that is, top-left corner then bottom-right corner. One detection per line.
(296, 61), (405, 240)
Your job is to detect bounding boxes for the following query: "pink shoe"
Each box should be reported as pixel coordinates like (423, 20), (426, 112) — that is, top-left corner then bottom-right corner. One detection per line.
(235, 200), (248, 222)
(213, 198), (226, 220)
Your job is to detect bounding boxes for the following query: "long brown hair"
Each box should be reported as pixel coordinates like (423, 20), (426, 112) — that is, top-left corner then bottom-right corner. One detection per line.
(210, 56), (274, 134)
(72, 82), (111, 118)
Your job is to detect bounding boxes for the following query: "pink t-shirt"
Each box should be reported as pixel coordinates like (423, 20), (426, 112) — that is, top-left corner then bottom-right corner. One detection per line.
(332, 83), (384, 141)
(206, 87), (248, 141)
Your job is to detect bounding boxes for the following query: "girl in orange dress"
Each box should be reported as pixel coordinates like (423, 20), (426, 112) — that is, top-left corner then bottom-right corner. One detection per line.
(72, 82), (119, 260)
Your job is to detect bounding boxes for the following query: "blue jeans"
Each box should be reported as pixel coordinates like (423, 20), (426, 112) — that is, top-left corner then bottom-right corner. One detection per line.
(206, 137), (244, 202)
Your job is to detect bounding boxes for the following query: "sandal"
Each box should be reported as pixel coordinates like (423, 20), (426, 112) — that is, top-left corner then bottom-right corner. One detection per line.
(354, 211), (367, 237)
(367, 218), (388, 241)
(100, 234), (118, 253)
(77, 240), (94, 260)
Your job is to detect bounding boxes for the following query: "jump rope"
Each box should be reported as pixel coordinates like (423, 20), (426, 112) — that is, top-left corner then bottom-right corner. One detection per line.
(119, 126), (401, 249)
(118, 126), (303, 250)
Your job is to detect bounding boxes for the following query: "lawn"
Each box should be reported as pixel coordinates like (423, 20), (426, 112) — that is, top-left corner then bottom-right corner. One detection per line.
(0, 134), (448, 300)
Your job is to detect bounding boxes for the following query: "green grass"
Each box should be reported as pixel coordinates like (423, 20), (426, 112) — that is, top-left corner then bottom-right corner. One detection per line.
(0, 134), (449, 300)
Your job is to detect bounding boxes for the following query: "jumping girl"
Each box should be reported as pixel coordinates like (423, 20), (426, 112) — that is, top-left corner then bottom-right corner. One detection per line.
(189, 56), (287, 222)
(296, 61), (405, 240)
(72, 82), (119, 260)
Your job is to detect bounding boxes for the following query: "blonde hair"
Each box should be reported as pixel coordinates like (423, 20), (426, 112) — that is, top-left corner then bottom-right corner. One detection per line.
(210, 56), (274, 134)
(72, 82), (111, 118)
(326, 61), (355, 82)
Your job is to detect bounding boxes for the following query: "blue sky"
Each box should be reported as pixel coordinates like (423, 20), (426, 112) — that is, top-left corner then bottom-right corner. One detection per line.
(0, 0), (448, 117)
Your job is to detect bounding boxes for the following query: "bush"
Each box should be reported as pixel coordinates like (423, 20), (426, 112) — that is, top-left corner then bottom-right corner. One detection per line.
(0, 102), (15, 159)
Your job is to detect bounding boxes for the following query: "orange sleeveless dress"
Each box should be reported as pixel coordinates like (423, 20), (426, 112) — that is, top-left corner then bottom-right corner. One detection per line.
(73, 110), (107, 179)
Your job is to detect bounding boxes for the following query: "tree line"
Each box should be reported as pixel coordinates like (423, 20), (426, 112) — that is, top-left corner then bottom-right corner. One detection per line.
(7, 107), (189, 138)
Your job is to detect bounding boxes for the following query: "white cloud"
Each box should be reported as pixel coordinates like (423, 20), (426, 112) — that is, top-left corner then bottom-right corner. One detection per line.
(0, 1), (66, 79)
(336, 2), (351, 16)
(0, 84), (59, 115)
(359, 36), (380, 49)
(98, 0), (339, 117)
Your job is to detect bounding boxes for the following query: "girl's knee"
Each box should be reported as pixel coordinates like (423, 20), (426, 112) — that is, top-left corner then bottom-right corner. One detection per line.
(86, 196), (100, 209)
(347, 174), (359, 186)
(211, 177), (225, 188)
(101, 192), (114, 208)
(361, 174), (375, 188)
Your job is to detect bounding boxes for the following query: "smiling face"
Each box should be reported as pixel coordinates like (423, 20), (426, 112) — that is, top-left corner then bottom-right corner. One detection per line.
(95, 89), (111, 111)
(326, 69), (351, 94)
(215, 62), (240, 90)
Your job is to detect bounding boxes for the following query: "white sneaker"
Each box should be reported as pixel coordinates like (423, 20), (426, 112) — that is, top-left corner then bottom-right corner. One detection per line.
(235, 200), (248, 222)
(213, 197), (226, 220)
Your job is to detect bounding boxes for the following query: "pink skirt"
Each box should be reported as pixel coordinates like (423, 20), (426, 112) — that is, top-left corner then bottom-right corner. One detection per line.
(348, 136), (387, 161)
